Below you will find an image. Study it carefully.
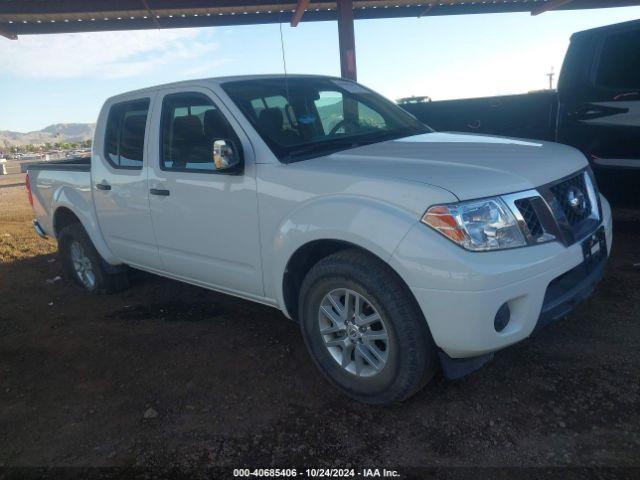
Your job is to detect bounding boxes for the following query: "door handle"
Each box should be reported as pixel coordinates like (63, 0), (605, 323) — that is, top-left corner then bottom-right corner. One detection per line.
(568, 106), (605, 117)
(568, 104), (626, 120)
(613, 91), (640, 101)
(96, 183), (111, 191)
(150, 188), (170, 196)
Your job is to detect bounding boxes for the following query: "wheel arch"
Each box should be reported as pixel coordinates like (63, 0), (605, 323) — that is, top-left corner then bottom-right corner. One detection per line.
(282, 239), (425, 327)
(50, 201), (120, 265)
(265, 192), (428, 315)
(52, 206), (81, 237)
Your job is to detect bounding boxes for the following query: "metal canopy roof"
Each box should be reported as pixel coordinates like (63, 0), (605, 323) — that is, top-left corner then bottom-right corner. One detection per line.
(1, 0), (639, 39)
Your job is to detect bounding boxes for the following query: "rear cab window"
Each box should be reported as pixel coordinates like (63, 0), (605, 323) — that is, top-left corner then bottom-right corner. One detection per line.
(104, 99), (150, 169)
(595, 28), (640, 90)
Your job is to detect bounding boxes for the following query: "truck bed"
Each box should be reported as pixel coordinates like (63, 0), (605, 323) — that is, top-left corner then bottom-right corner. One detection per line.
(26, 157), (91, 172)
(28, 158), (92, 238)
(400, 91), (558, 142)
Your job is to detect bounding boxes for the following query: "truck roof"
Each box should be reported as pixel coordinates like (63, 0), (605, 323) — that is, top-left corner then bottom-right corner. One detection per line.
(571, 19), (640, 40)
(105, 74), (342, 103)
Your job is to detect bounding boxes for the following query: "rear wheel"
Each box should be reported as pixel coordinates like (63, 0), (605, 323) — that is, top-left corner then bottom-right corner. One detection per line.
(299, 249), (438, 405)
(58, 223), (128, 294)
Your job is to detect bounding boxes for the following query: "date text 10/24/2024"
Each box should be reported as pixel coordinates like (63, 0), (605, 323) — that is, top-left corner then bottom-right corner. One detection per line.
(233, 468), (401, 478)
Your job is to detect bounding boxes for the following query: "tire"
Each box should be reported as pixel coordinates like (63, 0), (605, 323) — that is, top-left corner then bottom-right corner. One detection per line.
(298, 248), (437, 405)
(57, 223), (129, 294)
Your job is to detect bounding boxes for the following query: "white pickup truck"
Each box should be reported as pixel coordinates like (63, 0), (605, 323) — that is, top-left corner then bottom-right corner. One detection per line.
(27, 75), (612, 405)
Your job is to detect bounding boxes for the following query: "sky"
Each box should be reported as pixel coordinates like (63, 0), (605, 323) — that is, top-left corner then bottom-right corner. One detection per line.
(1, 6), (639, 132)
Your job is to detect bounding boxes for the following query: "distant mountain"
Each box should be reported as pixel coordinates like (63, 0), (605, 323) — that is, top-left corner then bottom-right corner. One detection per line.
(0, 123), (95, 147)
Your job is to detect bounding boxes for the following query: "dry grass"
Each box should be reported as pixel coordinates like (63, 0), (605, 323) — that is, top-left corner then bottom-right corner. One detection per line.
(0, 174), (56, 262)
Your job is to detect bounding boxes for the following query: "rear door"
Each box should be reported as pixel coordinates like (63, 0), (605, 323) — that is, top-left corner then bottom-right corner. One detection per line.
(146, 88), (263, 297)
(558, 25), (640, 170)
(92, 95), (162, 270)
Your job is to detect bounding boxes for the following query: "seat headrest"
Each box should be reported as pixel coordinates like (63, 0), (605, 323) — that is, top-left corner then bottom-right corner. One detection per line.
(120, 114), (147, 160)
(172, 115), (204, 142)
(258, 108), (284, 132)
(123, 114), (147, 138)
(204, 109), (229, 139)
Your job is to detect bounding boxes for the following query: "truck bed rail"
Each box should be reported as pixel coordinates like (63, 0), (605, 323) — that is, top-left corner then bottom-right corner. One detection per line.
(25, 157), (91, 172)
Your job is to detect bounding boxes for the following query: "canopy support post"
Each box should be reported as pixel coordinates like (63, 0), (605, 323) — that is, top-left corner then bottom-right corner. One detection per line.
(337, 0), (357, 80)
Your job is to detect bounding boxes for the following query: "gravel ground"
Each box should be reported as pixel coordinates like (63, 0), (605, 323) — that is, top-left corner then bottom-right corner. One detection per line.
(0, 176), (639, 472)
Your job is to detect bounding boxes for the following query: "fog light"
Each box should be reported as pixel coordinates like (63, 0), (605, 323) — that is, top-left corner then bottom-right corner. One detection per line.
(494, 303), (511, 332)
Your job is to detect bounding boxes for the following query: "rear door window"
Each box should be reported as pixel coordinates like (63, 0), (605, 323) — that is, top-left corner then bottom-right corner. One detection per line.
(595, 29), (640, 90)
(104, 99), (150, 169)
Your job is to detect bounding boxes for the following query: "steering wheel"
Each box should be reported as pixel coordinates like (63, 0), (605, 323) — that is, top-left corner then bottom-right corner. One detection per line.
(328, 119), (359, 136)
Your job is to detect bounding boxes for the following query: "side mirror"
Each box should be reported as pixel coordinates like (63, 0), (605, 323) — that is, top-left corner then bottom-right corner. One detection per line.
(212, 139), (241, 173)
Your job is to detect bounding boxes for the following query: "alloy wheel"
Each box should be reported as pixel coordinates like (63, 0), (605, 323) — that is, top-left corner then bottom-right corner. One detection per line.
(318, 288), (389, 377)
(70, 240), (96, 290)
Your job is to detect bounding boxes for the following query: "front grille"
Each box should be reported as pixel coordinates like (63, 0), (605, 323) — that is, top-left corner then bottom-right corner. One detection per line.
(505, 169), (600, 248)
(550, 173), (592, 226)
(514, 198), (543, 237)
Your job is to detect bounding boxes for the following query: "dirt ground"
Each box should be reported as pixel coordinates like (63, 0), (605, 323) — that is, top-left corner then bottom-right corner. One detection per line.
(0, 173), (639, 471)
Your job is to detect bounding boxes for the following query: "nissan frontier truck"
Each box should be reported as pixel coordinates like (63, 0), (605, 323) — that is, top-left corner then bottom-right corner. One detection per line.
(27, 75), (612, 404)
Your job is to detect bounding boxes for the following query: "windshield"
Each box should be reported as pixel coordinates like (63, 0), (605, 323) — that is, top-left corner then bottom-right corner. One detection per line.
(221, 77), (431, 162)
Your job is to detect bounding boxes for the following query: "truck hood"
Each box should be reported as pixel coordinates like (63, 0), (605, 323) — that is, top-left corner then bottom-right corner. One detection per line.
(305, 132), (589, 200)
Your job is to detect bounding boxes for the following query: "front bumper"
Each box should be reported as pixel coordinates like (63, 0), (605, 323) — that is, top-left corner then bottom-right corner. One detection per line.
(536, 251), (605, 330)
(437, 253), (606, 379)
(389, 194), (613, 360)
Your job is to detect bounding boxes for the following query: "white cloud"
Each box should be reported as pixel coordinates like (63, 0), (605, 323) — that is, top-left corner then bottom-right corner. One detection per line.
(0, 28), (220, 79)
(179, 58), (233, 78)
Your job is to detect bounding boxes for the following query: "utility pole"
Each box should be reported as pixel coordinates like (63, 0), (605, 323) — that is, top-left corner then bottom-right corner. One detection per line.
(547, 67), (555, 90)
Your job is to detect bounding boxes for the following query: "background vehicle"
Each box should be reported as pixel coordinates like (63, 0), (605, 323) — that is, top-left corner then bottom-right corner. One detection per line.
(27, 75), (612, 405)
(401, 20), (640, 203)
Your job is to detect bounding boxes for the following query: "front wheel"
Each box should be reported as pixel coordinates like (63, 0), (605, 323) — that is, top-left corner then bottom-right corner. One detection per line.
(298, 249), (438, 405)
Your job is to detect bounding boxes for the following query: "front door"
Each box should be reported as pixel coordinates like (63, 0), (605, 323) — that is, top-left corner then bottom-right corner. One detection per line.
(147, 88), (264, 297)
(92, 96), (162, 270)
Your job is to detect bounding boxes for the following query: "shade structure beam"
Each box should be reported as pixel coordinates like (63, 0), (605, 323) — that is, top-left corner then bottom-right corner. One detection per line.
(290, 0), (310, 26)
(0, 23), (16, 39)
(531, 0), (575, 15)
(4, 1), (640, 39)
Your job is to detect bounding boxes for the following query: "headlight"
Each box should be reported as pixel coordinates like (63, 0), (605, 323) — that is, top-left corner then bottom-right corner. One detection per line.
(421, 197), (526, 251)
